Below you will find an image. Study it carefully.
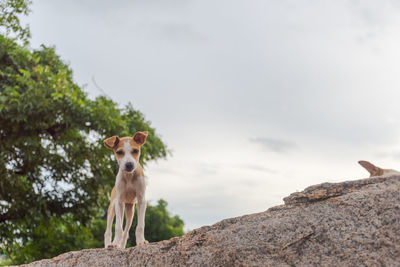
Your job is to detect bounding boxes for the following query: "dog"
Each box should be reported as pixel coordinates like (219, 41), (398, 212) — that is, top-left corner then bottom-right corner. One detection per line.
(358, 160), (399, 177)
(103, 131), (149, 248)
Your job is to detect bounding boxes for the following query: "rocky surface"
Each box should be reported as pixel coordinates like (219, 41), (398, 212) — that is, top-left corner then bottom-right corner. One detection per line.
(23, 175), (400, 267)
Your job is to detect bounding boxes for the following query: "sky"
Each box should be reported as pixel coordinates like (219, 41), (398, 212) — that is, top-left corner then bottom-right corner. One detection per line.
(24, 0), (400, 230)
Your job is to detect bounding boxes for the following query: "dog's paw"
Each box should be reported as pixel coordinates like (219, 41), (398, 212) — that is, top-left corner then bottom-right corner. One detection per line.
(137, 240), (149, 246)
(107, 243), (118, 249)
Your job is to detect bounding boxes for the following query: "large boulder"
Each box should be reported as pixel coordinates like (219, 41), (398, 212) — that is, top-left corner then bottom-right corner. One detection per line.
(23, 175), (400, 266)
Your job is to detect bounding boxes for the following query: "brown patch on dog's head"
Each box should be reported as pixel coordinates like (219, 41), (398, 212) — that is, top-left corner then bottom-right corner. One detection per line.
(104, 131), (148, 162)
(114, 137), (140, 161)
(358, 160), (384, 177)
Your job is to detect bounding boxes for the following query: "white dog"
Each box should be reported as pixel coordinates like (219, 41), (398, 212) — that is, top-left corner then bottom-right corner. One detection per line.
(103, 131), (149, 248)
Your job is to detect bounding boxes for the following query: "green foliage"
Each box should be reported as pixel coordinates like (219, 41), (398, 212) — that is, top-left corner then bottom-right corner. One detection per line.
(0, 0), (31, 43)
(0, 259), (12, 267)
(8, 214), (94, 264)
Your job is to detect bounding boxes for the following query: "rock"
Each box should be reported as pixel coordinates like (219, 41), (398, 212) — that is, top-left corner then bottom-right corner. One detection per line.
(22, 175), (400, 267)
(283, 175), (396, 204)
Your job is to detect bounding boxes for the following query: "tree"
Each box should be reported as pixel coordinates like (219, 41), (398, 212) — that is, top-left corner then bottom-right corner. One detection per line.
(0, 0), (31, 44)
(0, 1), (183, 264)
(6, 214), (94, 264)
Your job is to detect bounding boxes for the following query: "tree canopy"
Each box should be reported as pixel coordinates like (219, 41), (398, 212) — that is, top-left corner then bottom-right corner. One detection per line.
(0, 0), (31, 43)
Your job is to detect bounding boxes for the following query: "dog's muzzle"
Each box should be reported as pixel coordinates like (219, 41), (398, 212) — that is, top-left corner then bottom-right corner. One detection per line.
(125, 162), (134, 172)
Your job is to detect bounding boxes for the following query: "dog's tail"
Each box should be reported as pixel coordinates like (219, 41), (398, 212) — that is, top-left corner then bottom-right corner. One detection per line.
(358, 160), (384, 177)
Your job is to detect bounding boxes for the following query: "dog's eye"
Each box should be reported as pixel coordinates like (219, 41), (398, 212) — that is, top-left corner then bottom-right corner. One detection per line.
(116, 150), (124, 155)
(132, 149), (139, 154)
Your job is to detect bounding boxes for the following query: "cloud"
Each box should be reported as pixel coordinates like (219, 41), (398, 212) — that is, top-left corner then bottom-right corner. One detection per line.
(375, 150), (400, 161)
(250, 137), (297, 154)
(241, 164), (276, 174)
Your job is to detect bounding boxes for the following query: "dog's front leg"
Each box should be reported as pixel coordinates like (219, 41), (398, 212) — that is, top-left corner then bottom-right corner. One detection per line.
(120, 203), (135, 248)
(104, 201), (115, 248)
(112, 199), (125, 248)
(135, 196), (148, 245)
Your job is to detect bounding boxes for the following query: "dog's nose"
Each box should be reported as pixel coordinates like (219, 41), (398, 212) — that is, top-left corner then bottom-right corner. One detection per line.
(125, 162), (134, 172)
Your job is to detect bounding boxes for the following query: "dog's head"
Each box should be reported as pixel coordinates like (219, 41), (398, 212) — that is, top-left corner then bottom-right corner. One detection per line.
(104, 131), (148, 173)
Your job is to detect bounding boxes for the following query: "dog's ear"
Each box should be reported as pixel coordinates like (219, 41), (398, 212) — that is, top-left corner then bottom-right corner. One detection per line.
(358, 160), (382, 177)
(133, 131), (148, 146)
(104, 136), (120, 149)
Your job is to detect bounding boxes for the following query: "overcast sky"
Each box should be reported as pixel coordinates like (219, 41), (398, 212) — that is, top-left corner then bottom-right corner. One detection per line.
(25, 0), (400, 230)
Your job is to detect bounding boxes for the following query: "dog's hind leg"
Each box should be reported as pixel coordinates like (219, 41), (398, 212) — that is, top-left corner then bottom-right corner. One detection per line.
(104, 201), (115, 248)
(121, 202), (135, 248)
